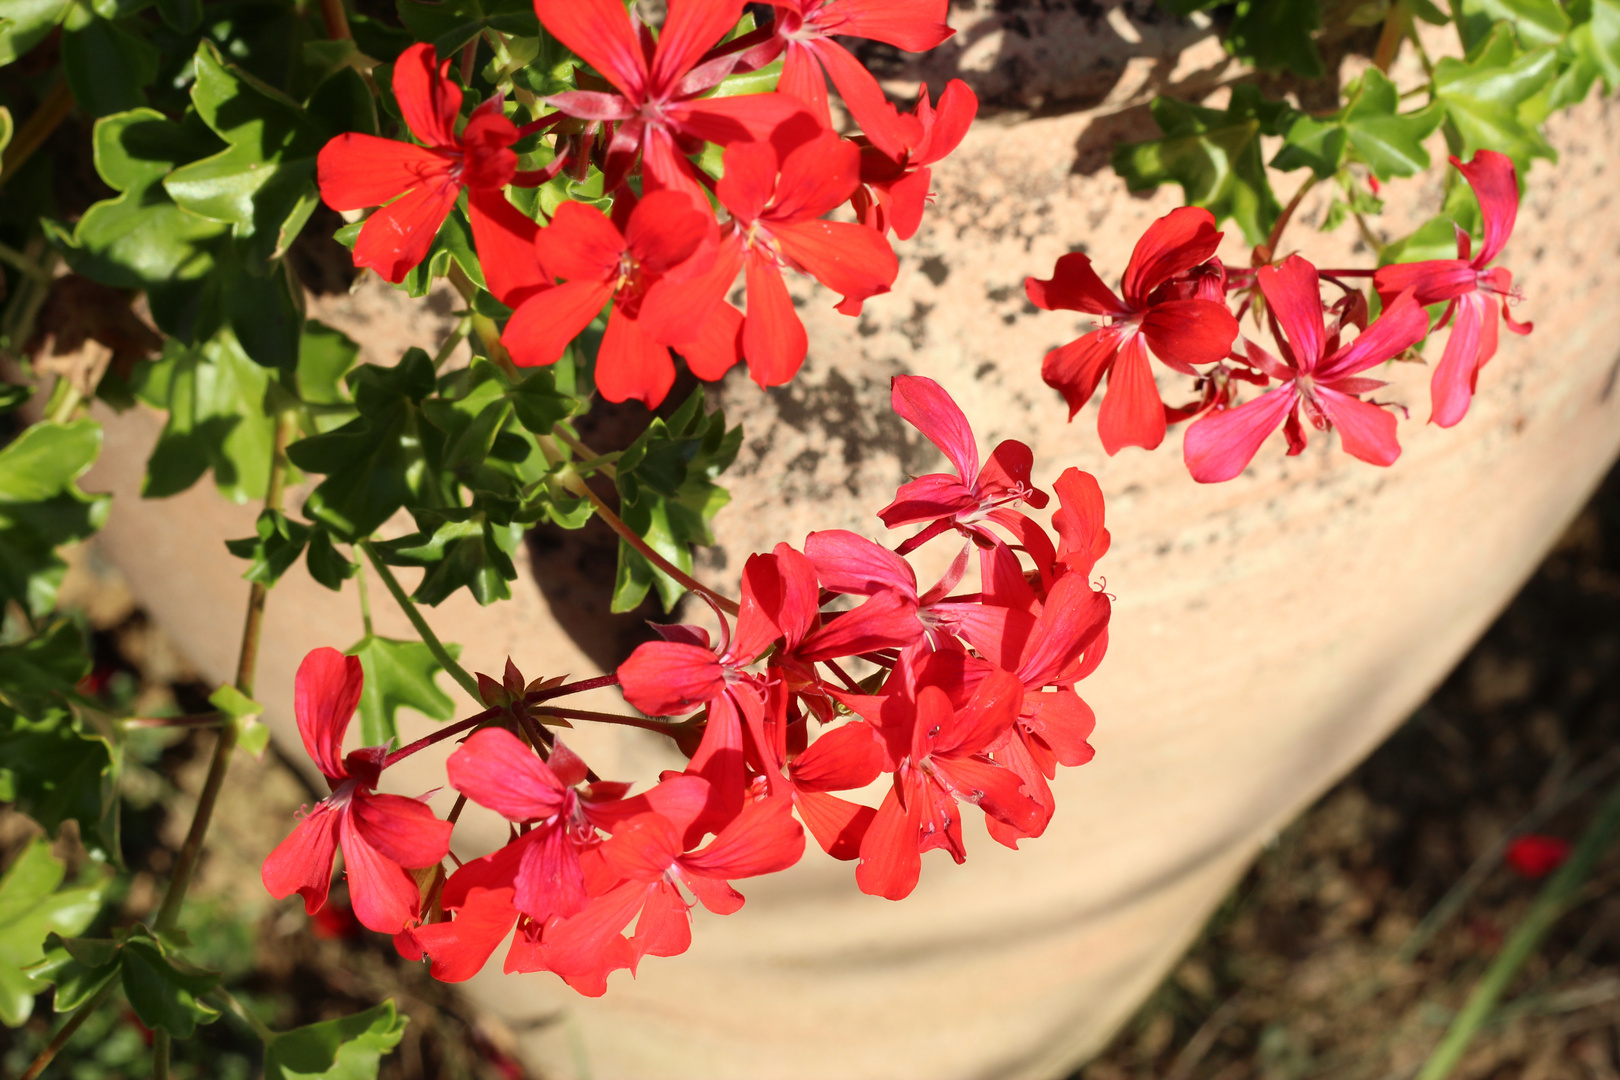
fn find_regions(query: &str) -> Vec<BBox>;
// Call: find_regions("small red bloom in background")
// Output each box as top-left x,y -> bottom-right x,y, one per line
1025,207 -> 1240,454
318,44 -> 523,284
1183,255 -> 1430,483
758,0 -> 954,157
310,899 -> 362,940
851,79 -> 977,241
692,122 -> 899,388
262,648 -> 453,935
1505,834 -> 1572,879
536,0 -> 802,197
500,191 -> 719,408
1373,150 -> 1532,429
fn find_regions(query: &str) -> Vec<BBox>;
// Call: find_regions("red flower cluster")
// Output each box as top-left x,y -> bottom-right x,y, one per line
1026,153 -> 1532,481
263,377 -> 1111,994
316,0 -> 978,408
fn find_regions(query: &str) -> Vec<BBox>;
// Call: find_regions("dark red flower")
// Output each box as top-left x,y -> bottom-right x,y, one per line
1025,207 -> 1240,453
1183,256 -> 1429,483
262,648 -> 453,935
1505,834 -> 1572,879
1373,150 -> 1532,428
318,44 -> 525,283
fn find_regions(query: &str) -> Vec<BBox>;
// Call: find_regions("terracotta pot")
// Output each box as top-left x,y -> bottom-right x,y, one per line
78,13 -> 1620,1079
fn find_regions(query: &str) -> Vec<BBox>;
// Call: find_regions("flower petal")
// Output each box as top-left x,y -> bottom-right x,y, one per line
792,790 -> 876,860
618,641 -> 725,716
1183,384 -> 1297,483
650,0 -> 743,95
1454,150 -> 1519,267
447,727 -> 570,822
353,179 -> 462,285
351,792 -> 453,868
1025,252 -> 1126,316
339,809 -> 426,934
789,720 -> 885,792
514,821 -> 589,922
466,187 -> 548,309
681,796 -> 805,880
1042,325 -> 1123,421
392,43 -> 460,149
1429,291 -> 1488,428
741,247 -> 810,387
537,200 -> 625,282
855,782 -> 922,900
261,801 -> 340,914
294,648 -> 363,781
770,218 -> 898,306
1319,290 -> 1429,380
1141,298 -> 1238,370
1097,334 -> 1167,453
534,0 -> 648,100
805,529 -> 916,597
1314,387 -> 1400,467
596,307 -> 677,408
317,134 -> 453,210
1120,206 -> 1223,308
502,279 -> 613,368
1256,254 -> 1326,370
890,373 -> 979,480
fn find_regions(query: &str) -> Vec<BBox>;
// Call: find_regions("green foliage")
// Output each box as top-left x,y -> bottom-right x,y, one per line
0,840 -> 105,1027
33,927 -> 220,1038
0,419 -> 110,616
372,508 -> 524,607
1113,84 -> 1298,245
0,0 -> 73,65
395,0 -> 536,56
347,635 -> 459,747
0,623 -> 121,860
1226,0 -> 1324,76
133,334 -> 280,503
262,1000 -> 407,1080
289,349 -> 437,540
60,1 -> 160,118
226,510 -> 311,585
208,684 -> 269,757
1273,68 -> 1444,180
1432,24 -> 1560,172
612,391 -> 742,613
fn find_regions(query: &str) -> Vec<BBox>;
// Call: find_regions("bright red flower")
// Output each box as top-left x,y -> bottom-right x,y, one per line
535,0 -> 802,197
1504,834 -> 1572,879
758,0 -> 953,159
262,648 -> 453,935
318,44 -> 526,284
688,123 -> 899,388
1183,256 -> 1430,483
1373,151 -> 1532,428
500,190 -> 720,407
855,666 -> 1044,899
1025,207 -> 1240,453
877,374 -> 1049,554
850,79 -> 977,240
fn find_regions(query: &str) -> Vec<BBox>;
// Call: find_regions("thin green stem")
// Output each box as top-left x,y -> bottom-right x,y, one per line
1415,772 -> 1620,1080
152,1031 -> 171,1080
554,425 -> 617,480
356,555 -> 375,637
20,981 -> 116,1080
1,80 -> 74,191
431,314 -> 471,370
359,542 -> 482,701
209,987 -> 275,1042
0,239 -> 49,281
122,713 -> 225,731
44,377 -> 84,425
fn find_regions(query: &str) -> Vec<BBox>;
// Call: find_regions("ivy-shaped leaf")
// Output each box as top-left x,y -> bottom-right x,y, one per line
1273,68 -> 1445,180
306,527 -> 360,590
1112,84 -> 1297,245
1460,0 -> 1571,48
60,0 -> 160,117
395,0 -> 536,56
298,319 -> 360,416
119,932 -> 220,1038
29,932 -> 121,1014
225,509 -> 312,585
0,419 -> 110,616
209,684 -> 270,758
0,0 -> 73,66
371,508 -> 523,607
288,349 -> 438,540
262,1000 -> 407,1080
347,635 -> 460,747
132,333 -> 280,503
612,390 -> 742,612
1225,0 -> 1323,77
1432,25 -> 1559,174
164,41 -> 377,267
0,840 -> 105,1027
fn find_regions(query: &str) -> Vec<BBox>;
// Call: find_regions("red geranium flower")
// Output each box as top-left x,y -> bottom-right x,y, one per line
262,648 -> 453,935
318,44 -> 531,283
1373,150 -> 1533,428
1025,207 -> 1240,453
1183,256 -> 1429,483
536,0 -> 802,197
500,190 -> 720,407
1505,834 -> 1572,879
851,79 -> 977,240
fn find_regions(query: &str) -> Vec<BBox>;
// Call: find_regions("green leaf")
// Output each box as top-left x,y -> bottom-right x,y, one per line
0,419 -> 110,616
306,527 -> 359,590
1273,68 -> 1444,180
1225,0 -> 1323,76
0,840 -> 104,1027
225,509 -> 311,585
507,367 -> 578,436
163,42 -> 354,267
1111,84 -> 1297,245
371,508 -> 521,607
400,203 -> 482,298
346,635 -> 458,748
263,1000 -> 407,1080
1432,25 -> 1560,174
1461,0 -> 1571,46
60,2 -> 159,117
612,390 -> 741,612
133,333 -> 278,503
119,934 -> 219,1037
30,933 -> 120,1013
395,0 -> 535,55
0,624 -> 120,859
0,106 -> 12,157
288,350 -> 437,540
298,320 -> 359,408
0,0 -> 72,65
211,683 -> 269,757
1567,0 -> 1620,92
153,0 -> 199,32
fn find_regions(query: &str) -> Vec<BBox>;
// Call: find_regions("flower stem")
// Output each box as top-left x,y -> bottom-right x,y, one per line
431,314 -> 472,370
1373,0 -> 1409,72
1415,771 -> 1620,1080
358,541 -> 484,702
20,981 -> 115,1080
1261,174 -> 1318,262
536,705 -> 682,736
383,709 -> 498,768
152,1031 -> 171,1080
0,80 -> 74,191
356,556 -> 375,637
122,713 -> 225,730
317,0 -> 351,40
527,672 -> 621,703
153,410 -> 296,935
554,424 -> 618,480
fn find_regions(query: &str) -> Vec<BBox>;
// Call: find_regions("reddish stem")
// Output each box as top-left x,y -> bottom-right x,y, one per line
384,709 -> 498,768
537,706 -> 682,737
527,672 -> 621,704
